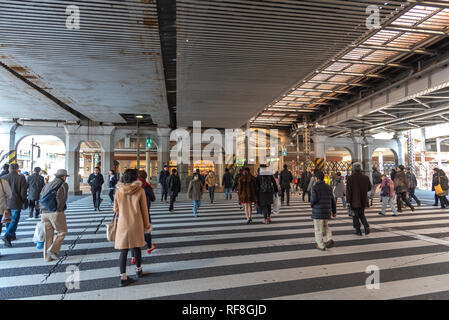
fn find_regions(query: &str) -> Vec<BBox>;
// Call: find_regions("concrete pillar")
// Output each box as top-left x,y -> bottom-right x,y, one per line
312,135 -> 327,171
217,151 -> 224,190
178,163 -> 189,193
351,136 -> 364,164
65,130 -> 81,195
0,122 -> 18,164
362,137 -> 375,179
145,149 -> 151,182
378,151 -> 384,174
157,127 -> 171,184
436,137 -> 442,167
396,132 -> 407,165
407,130 -> 416,174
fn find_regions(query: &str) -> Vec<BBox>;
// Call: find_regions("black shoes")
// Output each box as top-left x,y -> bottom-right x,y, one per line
378,212 -> 386,216
325,240 -> 335,248
365,228 -> 370,235
247,219 -> 252,224
136,269 -> 146,279
411,207 -> 415,212
2,237 -> 12,247
355,230 -> 362,236
119,277 -> 136,287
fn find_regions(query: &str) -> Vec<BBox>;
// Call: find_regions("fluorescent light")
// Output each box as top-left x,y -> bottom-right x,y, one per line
135,115 -> 144,119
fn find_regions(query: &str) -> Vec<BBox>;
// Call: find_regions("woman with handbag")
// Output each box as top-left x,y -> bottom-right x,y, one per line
113,169 -> 152,287
432,168 -> 449,209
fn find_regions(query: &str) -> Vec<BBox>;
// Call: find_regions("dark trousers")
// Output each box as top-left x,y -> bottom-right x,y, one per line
209,186 -> 215,203
108,189 -> 115,203
29,199 -> 40,217
438,195 -> 449,208
435,193 -> 439,205
408,188 -> 420,205
352,208 -> 369,231
161,185 -> 168,201
92,189 -> 102,209
281,186 -> 290,204
302,190 -> 310,202
169,194 -> 176,211
119,248 -> 141,274
397,192 -> 414,211
262,205 -> 272,220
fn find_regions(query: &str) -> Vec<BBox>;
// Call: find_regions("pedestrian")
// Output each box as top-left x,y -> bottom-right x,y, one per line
166,168 -> 181,212
394,165 -> 415,213
405,168 -> 421,207
370,166 -> 382,206
432,168 -> 449,209
222,168 -> 234,200
332,172 -> 346,208
108,170 -> 118,205
378,174 -> 398,216
311,171 -> 336,251
1,163 -> 28,247
390,168 -> 397,181
346,162 -> 372,236
0,177 -> 12,248
233,168 -> 244,210
41,170 -> 50,184
0,164 -> 9,178
205,171 -> 218,203
113,169 -> 151,287
158,165 -> 170,202
300,168 -> 312,202
279,164 -> 293,206
307,169 -> 319,195
238,167 -> 257,224
88,167 -> 104,211
39,169 -> 69,261
27,167 -> 45,219
256,164 -> 278,224
323,171 -> 331,186
188,172 -> 203,217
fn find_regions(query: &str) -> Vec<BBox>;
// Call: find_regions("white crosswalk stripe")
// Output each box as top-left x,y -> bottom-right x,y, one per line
1,193 -> 448,300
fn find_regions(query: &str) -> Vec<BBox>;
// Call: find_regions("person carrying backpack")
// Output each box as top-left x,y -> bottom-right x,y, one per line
39,169 -> 69,262
256,165 -> 278,224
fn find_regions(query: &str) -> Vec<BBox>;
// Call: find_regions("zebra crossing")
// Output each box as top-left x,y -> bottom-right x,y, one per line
1,193 -> 449,300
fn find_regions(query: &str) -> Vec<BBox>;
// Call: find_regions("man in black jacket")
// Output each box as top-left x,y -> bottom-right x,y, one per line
279,164 -> 293,206
300,167 -> 312,202
27,167 -> 45,218
167,169 -> 181,212
311,171 -> 336,251
256,165 -> 279,224
159,165 -> 170,202
88,167 -> 104,211
222,168 -> 234,200
394,165 -> 414,213
2,163 -> 28,247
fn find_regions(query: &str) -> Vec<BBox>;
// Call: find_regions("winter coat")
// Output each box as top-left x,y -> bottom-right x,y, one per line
88,173 -> 104,192
108,175 -> 118,190
233,173 -> 242,191
27,173 -> 45,201
256,174 -> 278,207
372,170 -> 382,185
238,174 -> 257,203
311,181 -> 336,220
394,171 -> 409,193
188,178 -> 203,201
40,177 -> 68,213
222,172 -> 234,188
167,174 -> 181,197
300,172 -> 312,191
380,178 -> 395,198
279,169 -> 293,188
159,170 -> 170,186
332,176 -> 345,198
346,172 -> 371,209
205,174 -> 218,187
406,172 -> 417,190
138,178 -> 155,209
0,178 -> 12,211
113,181 -> 151,250
433,170 -> 449,195
2,171 -> 27,210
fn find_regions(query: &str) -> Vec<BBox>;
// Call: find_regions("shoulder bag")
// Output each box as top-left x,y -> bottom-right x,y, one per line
106,212 -> 118,242
435,177 -> 444,196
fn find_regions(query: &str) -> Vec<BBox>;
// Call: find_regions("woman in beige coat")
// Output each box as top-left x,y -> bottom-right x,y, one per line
114,169 -> 151,287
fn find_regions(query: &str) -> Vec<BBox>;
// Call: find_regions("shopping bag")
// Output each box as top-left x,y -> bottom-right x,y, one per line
32,221 -> 45,243
106,213 -> 118,242
273,194 -> 281,214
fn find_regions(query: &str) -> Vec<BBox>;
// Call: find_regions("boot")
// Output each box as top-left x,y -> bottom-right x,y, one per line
34,209 -> 40,219
29,207 -> 34,218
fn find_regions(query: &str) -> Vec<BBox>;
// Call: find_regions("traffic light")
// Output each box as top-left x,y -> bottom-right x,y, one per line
146,137 -> 152,149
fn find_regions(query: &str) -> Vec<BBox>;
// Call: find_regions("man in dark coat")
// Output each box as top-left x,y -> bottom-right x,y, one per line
222,168 -> 234,200
167,169 -> 181,212
26,167 -> 45,218
394,165 -> 415,213
346,162 -> 372,236
405,168 -> 421,207
256,165 -> 278,224
159,165 -> 170,202
300,167 -> 312,202
311,171 -> 336,251
2,163 -> 28,247
87,167 -> 104,211
369,166 -> 382,206
279,164 -> 293,206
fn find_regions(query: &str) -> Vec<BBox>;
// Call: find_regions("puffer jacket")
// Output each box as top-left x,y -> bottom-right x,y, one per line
311,181 -> 336,220
332,176 -> 345,198
222,172 -> 234,188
